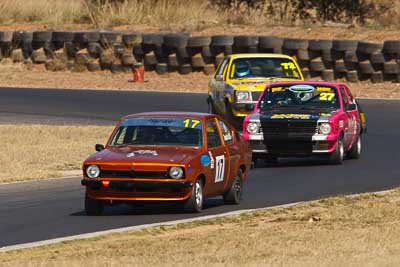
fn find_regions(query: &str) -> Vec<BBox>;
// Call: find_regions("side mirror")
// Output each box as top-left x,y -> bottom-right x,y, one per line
215,75 -> 224,81
95,144 -> 105,152
348,103 -> 357,111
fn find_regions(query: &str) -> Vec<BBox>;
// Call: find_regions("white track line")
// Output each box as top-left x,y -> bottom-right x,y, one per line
0,188 -> 395,253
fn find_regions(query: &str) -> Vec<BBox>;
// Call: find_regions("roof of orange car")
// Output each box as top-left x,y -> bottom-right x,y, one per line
123,112 -> 214,120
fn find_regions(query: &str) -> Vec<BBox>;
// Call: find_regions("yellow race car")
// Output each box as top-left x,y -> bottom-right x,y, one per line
208,53 -> 304,127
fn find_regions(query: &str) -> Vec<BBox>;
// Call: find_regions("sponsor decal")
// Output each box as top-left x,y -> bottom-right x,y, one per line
200,155 -> 211,167
214,155 -> 225,183
339,120 -> 344,128
188,164 -> 193,174
288,84 -> 315,93
271,113 -> 311,119
126,150 -> 158,158
208,151 -> 215,169
316,86 -> 333,92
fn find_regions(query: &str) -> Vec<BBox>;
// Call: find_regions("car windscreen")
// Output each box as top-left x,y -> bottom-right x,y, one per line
109,117 -> 203,147
259,84 -> 340,110
230,57 -> 302,79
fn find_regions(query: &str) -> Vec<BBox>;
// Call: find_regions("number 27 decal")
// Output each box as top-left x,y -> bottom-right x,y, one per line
214,155 -> 225,183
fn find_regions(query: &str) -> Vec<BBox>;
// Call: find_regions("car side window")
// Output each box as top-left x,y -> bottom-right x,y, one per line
340,87 -> 349,111
218,120 -> 233,145
215,58 -> 228,78
344,86 -> 355,103
206,119 -> 222,148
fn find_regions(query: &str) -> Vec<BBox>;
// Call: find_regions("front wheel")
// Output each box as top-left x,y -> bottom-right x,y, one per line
223,171 -> 243,205
85,193 -> 104,216
184,179 -> 203,213
347,136 -> 361,159
329,138 -> 344,165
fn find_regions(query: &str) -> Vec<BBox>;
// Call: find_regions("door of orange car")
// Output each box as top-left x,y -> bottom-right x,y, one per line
218,119 -> 241,191
205,118 -> 229,196
340,86 -> 357,149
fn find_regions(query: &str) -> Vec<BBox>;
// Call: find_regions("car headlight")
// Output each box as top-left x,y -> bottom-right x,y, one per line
86,165 -> 100,178
319,123 -> 331,135
236,91 -> 250,101
247,122 -> 260,134
169,167 -> 184,179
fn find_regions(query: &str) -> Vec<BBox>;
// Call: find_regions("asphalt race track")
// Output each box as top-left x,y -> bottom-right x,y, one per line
1,87 -> 400,247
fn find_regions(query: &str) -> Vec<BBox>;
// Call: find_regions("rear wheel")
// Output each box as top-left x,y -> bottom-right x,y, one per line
223,171 -> 243,205
329,138 -> 344,164
184,178 -> 203,213
85,193 -> 104,216
347,136 -> 361,159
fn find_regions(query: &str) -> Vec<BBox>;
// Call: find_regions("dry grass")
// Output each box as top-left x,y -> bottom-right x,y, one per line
2,190 -> 400,266
0,0 -> 398,31
0,124 -> 112,183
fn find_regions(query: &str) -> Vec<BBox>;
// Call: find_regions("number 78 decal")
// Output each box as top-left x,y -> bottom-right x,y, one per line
214,155 -> 225,183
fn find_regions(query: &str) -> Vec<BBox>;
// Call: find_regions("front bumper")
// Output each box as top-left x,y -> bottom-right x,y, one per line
82,179 -> 193,201
249,135 -> 337,156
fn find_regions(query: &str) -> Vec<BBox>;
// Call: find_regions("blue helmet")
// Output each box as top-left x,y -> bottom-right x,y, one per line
235,62 -> 251,78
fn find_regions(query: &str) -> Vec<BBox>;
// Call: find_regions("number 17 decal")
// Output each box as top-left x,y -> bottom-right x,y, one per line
214,155 -> 225,183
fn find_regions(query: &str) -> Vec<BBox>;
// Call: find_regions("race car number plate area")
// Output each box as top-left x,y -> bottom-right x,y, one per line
214,155 -> 225,183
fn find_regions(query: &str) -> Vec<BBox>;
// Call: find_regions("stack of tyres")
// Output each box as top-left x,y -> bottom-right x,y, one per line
382,40 -> 400,82
308,39 -> 334,81
282,38 -> 311,78
332,39 -> 359,82
356,41 -> 384,82
187,36 -> 212,75
210,35 -> 234,67
163,33 -> 190,74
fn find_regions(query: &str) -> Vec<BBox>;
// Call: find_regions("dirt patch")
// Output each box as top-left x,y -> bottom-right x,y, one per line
2,190 -> 400,266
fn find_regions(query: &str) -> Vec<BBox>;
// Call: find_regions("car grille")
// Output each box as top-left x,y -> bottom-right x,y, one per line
100,170 -> 169,179
251,91 -> 262,101
261,120 -> 317,135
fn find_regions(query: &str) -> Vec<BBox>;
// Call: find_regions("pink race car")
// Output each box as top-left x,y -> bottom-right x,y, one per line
242,81 -> 366,165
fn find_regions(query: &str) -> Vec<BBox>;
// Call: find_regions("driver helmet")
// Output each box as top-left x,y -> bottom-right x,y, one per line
235,61 -> 251,78
298,92 -> 313,102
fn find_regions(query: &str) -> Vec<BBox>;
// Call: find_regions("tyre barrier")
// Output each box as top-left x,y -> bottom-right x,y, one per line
1,31 -> 399,82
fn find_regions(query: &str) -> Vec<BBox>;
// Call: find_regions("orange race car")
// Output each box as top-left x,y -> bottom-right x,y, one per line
81,112 -> 252,215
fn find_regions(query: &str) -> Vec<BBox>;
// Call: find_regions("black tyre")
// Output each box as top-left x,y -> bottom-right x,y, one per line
178,64 -> 192,74
52,31 -> 74,43
332,40 -> 358,51
100,32 -> 122,44
357,41 -> 382,55
155,63 -> 168,74
347,136 -> 361,159
85,193 -> 104,216
308,39 -> 332,51
223,171 -> 243,205
187,36 -> 211,48
383,61 -> 399,74
359,60 -> 374,74
370,52 -> 385,64
184,179 -> 203,213
329,138 -> 345,164
322,69 -> 334,81
33,31 -> 52,42
383,40 -> 400,54
309,58 -> 325,72
283,38 -> 308,50
211,35 -> 234,47
164,33 -> 189,48
234,35 -> 259,47
371,71 -> 384,83
123,33 -> 142,47
0,31 -> 13,42
346,70 -> 359,82
142,33 -> 164,46
258,36 -> 283,49
83,32 -> 100,43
